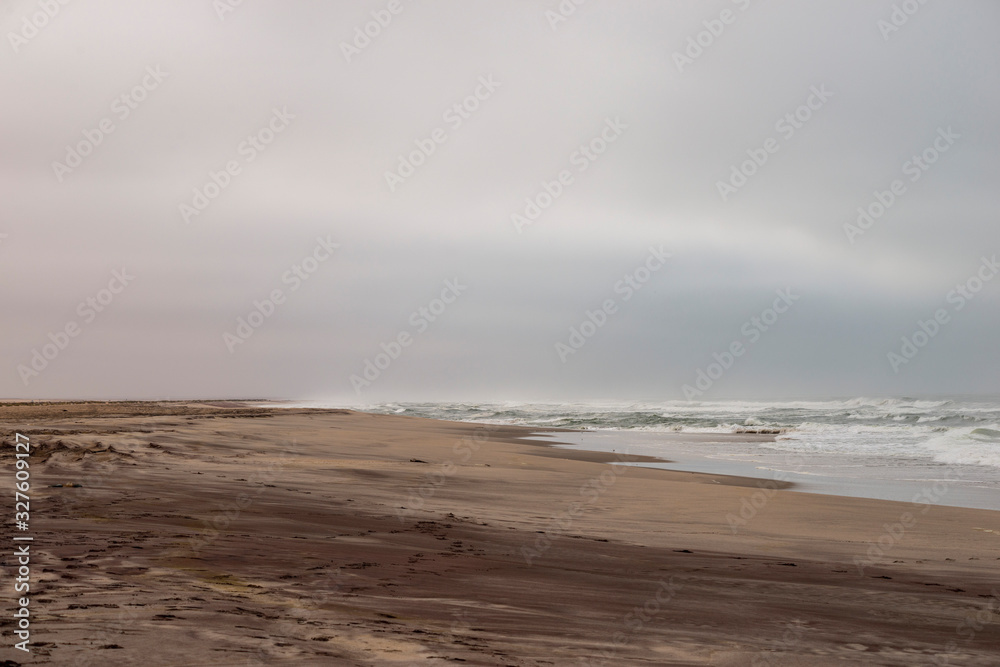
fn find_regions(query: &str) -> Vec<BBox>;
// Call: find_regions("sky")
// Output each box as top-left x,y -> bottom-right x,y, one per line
2,0 -> 998,403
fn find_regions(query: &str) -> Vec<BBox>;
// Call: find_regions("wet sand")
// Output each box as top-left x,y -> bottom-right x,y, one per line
1,402 -> 999,665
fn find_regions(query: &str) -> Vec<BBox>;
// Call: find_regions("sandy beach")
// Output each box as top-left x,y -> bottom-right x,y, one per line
2,402 -> 999,666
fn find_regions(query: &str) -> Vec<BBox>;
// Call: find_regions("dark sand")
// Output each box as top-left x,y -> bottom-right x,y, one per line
1,402 -> 999,665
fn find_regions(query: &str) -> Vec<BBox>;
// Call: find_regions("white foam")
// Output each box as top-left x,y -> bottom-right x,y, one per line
923,425 -> 1000,468
285,397 -> 1000,475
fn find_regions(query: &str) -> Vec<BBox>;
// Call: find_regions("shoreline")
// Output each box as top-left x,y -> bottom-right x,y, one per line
528,428 -> 1000,512
2,402 -> 999,665
519,429 -> 800,492
268,403 -> 1000,512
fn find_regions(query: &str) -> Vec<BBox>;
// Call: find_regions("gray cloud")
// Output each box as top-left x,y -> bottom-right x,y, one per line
2,0 -> 998,401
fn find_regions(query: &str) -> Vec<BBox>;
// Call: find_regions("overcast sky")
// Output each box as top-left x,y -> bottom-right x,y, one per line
3,0 -> 998,403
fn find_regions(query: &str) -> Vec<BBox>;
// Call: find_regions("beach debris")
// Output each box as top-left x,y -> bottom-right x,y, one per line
48,483 -> 83,488
409,458 -> 427,463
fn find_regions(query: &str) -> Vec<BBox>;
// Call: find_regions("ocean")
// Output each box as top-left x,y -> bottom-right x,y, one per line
279,397 -> 1000,510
